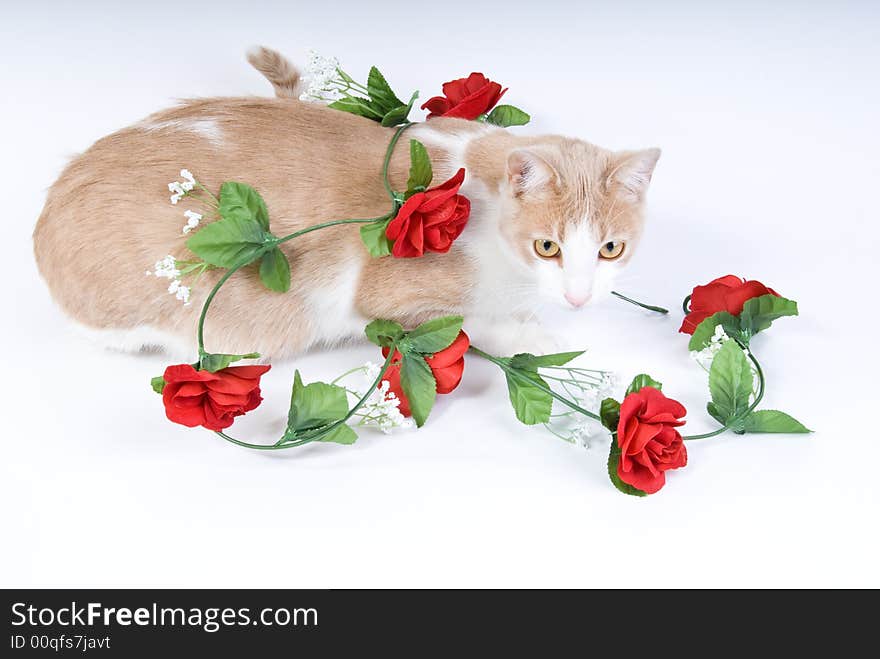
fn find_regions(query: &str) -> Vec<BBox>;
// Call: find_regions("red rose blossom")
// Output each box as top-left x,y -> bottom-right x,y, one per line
161,363 -> 270,431
616,387 -> 687,494
381,331 -> 470,417
421,73 -> 507,120
680,274 -> 780,335
385,168 -> 470,258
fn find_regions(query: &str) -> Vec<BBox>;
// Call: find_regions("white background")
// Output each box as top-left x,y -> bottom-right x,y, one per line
2,0 -> 878,588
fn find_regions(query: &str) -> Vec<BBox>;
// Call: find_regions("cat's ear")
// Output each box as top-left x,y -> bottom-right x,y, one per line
507,149 -> 558,197
606,148 -> 661,202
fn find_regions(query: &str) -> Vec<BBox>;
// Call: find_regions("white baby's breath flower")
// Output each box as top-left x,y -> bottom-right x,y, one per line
580,386 -> 599,409
599,372 -> 620,399
179,169 -> 196,191
148,254 -> 192,305
168,181 -> 185,204
168,169 -> 198,202
299,50 -> 343,103
345,364 -> 414,434
175,285 -> 191,305
363,361 -> 381,382
182,210 -> 202,234
570,421 -> 598,449
690,325 -> 731,369
150,255 -> 180,279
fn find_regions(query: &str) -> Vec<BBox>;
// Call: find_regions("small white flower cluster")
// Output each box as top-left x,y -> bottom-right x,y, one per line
545,369 -> 619,449
182,210 -> 202,234
168,169 -> 196,204
356,362 -> 413,434
578,371 -> 620,409
690,325 -> 731,370
299,50 -> 343,103
569,420 -> 602,449
145,255 -> 191,305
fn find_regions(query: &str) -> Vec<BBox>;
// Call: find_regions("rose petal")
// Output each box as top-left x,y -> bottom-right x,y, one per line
163,364 -> 218,384
723,280 -> 776,315
432,358 -> 465,394
427,332 -> 470,369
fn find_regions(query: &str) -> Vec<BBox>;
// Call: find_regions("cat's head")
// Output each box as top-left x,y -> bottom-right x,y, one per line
497,139 -> 660,310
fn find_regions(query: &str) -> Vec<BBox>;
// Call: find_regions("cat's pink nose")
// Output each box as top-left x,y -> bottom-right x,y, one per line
565,292 -> 591,308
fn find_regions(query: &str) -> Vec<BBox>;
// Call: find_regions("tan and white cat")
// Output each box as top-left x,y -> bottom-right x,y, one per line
33,47 -> 660,359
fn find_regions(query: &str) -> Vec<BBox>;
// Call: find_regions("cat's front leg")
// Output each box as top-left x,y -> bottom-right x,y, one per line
464,316 -> 560,357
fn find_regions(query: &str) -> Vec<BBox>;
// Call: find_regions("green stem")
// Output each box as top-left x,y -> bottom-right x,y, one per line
383,122 -> 412,200
683,342 -> 765,441
197,214 -> 391,357
196,262 -> 246,356
267,122 -> 411,248
284,341 -> 398,443
469,345 -> 601,421
611,291 -> 669,314
331,365 -> 367,386
195,124 -> 416,449
212,341 -> 399,451
682,294 -> 692,314
194,182 -> 220,207
275,216 -> 388,246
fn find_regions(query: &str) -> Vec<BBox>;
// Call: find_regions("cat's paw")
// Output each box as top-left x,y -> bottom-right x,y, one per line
472,321 -> 560,357
511,323 -> 561,356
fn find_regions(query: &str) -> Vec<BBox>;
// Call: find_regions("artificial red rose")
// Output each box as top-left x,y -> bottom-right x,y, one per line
161,363 -> 270,431
616,386 -> 687,494
380,331 -> 470,417
385,168 -> 470,258
421,73 -> 507,120
680,274 -> 780,335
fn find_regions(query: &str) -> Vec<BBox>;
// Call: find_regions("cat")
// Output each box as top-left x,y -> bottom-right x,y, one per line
32,46 -> 660,360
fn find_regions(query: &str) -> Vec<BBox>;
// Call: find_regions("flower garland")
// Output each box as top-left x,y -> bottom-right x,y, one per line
149,57 -> 810,496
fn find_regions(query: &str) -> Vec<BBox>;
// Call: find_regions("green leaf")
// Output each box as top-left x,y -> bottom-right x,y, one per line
404,315 -> 463,354
485,104 -> 531,128
219,181 -> 270,231
186,215 -> 269,268
379,92 -> 419,128
328,96 -> 384,120
150,376 -> 166,394
319,424 -> 359,445
706,401 -> 728,426
708,341 -> 753,424
364,319 -> 405,348
381,105 -> 409,127
199,351 -> 260,372
599,397 -> 621,432
688,312 -> 741,351
406,139 -> 433,193
258,247 -> 291,293
400,355 -> 437,427
379,91 -> 418,127
740,294 -> 799,338
505,369 -> 553,425
287,370 -> 351,433
742,410 -> 811,434
367,66 -> 404,112
359,219 -> 393,258
625,374 -> 663,397
508,351 -> 585,371
607,438 -> 647,497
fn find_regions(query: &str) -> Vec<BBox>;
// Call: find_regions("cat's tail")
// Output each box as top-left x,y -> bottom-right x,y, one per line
246,46 -> 303,98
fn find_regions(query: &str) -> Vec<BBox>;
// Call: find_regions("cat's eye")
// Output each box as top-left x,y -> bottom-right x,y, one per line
534,239 -> 561,258
599,241 -> 625,260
